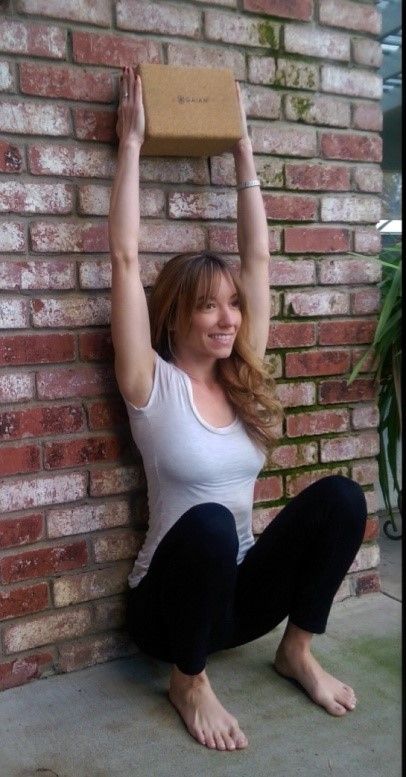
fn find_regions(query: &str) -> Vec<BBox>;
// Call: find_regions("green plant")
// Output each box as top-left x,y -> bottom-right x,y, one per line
347,239 -> 402,539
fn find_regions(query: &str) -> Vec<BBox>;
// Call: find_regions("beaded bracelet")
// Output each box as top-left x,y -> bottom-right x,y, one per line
236,179 -> 261,191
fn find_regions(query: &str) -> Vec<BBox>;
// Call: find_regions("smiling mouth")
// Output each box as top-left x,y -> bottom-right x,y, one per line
208,334 -> 234,342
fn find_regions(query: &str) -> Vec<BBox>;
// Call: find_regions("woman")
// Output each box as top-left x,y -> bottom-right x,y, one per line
108,66 -> 367,752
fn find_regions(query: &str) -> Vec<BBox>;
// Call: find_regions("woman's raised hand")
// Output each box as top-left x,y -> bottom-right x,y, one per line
116,66 -> 145,147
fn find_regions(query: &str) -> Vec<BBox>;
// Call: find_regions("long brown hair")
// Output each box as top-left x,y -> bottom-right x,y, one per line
148,251 -> 282,451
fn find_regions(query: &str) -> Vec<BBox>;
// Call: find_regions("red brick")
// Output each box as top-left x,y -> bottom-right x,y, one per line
140,223 -> 206,253
0,20 -> 66,58
284,23 -> 349,60
252,506 -> 281,534
352,38 -> 382,69
0,373 -> 35,404
352,458 -> 379,486
318,378 -> 376,404
0,651 -> 53,691
285,162 -> 350,191
267,441 -> 317,468
286,349 -> 351,377
254,475 -> 283,502
354,227 -> 381,254
14,0 -> 111,26
243,0 -> 313,21
362,516 -> 380,542
242,83 -> 281,120
318,257 -> 380,285
0,222 -> 25,252
321,194 -> 381,223
36,365 -> 116,400
270,258 -> 315,286
284,94 -> 350,127
321,132 -> 382,162
167,41 -> 245,80
0,513 -> 44,549
263,194 -> 318,221
87,398 -> 127,430
287,408 -> 349,437
319,0 -> 381,34
321,65 -> 382,100
89,465 -> 143,496
319,319 -> 376,345
285,289 -> 349,317
117,0 -> 200,37
353,570 -> 380,595
20,62 -> 116,103
30,221 -> 109,253
251,125 -> 317,156
169,191 -> 235,220
275,382 -> 316,408
79,331 -> 113,361
0,100 -> 70,136
140,158 -> 210,185
351,288 -> 380,315
58,633 -> 134,673
320,430 -> 379,462
31,294 -> 110,328
0,443 -> 41,475
354,166 -> 383,194
92,528 -> 144,563
0,181 -> 73,214
43,435 -> 124,470
208,224 -> 279,254
0,404 -> 85,441
0,472 -> 87,513
284,227 -> 350,253
351,405 -> 379,430
1,259 -> 76,291
72,31 -> 160,67
248,56 -> 276,85
0,582 -> 48,619
0,60 -> 16,91
275,58 -> 319,90
28,145 -> 115,177
205,9 -> 281,47
73,108 -> 116,142
268,321 -> 316,348
351,347 -> 377,373
3,605 -> 92,653
352,103 -> 383,132
47,500 -> 131,538
0,141 -> 23,173
0,334 -> 75,367
0,297 -> 29,327
0,540 -> 88,583
286,467 -> 348,496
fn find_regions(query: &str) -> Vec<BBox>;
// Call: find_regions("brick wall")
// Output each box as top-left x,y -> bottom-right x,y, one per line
0,0 -> 383,691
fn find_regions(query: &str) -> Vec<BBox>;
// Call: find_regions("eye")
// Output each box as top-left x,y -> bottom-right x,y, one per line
231,299 -> 240,307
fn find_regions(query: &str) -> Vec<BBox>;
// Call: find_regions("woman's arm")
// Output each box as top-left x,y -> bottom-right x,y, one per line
233,82 -> 271,359
108,67 -> 155,406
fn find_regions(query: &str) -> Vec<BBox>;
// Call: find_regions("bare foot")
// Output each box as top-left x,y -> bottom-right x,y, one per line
168,665 -> 248,751
274,644 -> 357,717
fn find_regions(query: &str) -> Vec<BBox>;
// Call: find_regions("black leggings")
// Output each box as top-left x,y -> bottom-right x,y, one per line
125,475 -> 367,675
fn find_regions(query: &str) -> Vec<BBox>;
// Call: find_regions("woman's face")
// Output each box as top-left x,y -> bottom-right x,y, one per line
174,273 -> 242,361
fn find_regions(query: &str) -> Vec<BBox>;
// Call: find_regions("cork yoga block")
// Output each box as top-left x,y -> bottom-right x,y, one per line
136,63 -> 242,157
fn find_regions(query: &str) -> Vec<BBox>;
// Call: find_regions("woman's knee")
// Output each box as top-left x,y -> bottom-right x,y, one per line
177,502 -> 239,562
318,475 -> 367,535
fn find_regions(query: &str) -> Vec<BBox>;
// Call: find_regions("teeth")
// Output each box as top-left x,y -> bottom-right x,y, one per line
210,335 -> 232,340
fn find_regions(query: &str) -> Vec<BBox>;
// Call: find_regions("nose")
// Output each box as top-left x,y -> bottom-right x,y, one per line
218,305 -> 238,327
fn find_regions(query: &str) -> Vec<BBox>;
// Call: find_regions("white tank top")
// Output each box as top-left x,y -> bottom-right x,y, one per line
123,352 -> 266,588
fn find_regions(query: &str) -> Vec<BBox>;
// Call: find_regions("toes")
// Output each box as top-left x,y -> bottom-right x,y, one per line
204,732 -> 217,749
213,732 -> 227,751
330,702 -> 347,716
222,732 -> 236,751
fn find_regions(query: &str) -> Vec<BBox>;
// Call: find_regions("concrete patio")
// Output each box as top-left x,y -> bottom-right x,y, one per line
0,517 -> 401,777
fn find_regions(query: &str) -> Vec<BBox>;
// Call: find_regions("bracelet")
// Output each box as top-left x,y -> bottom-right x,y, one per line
236,179 -> 261,191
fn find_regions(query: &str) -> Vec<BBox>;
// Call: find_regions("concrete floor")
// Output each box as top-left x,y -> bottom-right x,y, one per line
0,520 -> 402,777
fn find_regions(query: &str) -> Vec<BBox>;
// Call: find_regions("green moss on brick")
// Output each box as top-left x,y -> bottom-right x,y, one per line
257,21 -> 279,50
291,95 -> 313,121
